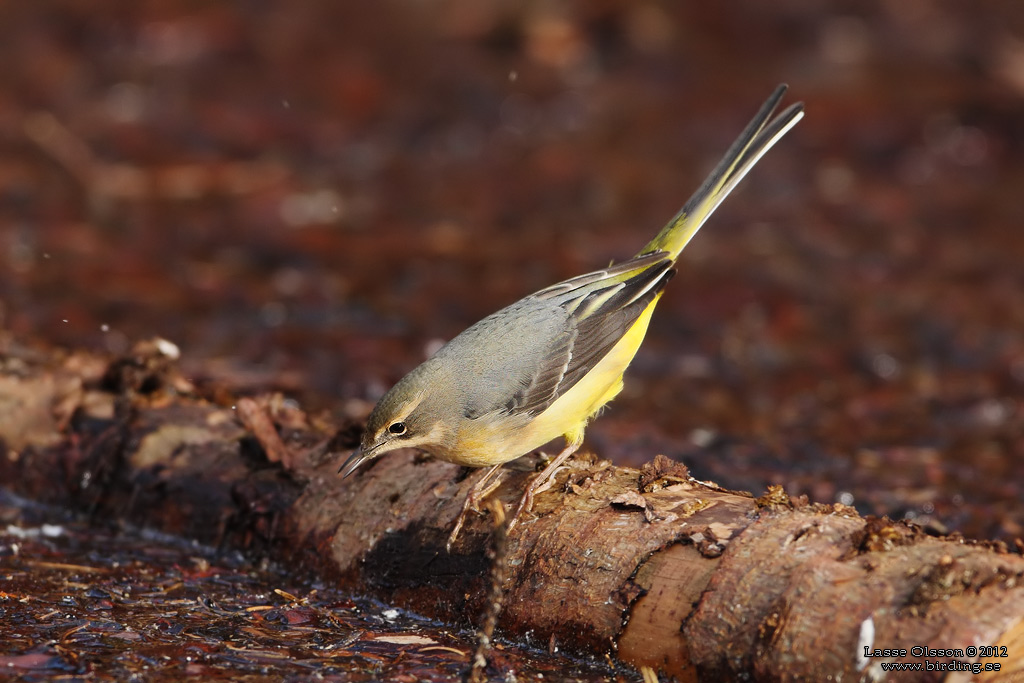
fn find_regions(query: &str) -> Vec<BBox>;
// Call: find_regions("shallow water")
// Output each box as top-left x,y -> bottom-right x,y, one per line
0,493 -> 638,682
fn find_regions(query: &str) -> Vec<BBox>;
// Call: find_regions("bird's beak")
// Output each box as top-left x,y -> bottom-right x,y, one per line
338,444 -> 373,478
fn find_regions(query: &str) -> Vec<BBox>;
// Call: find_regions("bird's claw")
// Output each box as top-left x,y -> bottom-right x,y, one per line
447,468 -> 505,552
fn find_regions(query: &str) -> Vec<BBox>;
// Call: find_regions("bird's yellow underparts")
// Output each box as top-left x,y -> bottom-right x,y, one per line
340,84 -> 804,545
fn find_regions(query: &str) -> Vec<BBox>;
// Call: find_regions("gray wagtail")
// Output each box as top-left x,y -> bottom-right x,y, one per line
341,85 -> 804,548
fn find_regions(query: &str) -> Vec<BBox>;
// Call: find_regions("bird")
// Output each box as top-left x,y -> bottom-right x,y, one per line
340,85 -> 804,549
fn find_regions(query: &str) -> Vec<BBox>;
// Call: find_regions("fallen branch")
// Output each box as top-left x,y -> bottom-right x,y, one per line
1,338 -> 1022,681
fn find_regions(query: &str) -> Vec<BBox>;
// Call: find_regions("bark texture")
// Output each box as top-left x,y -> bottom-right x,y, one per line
1,340 -> 1022,681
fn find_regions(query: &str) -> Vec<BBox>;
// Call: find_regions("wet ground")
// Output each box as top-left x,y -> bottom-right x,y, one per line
0,491 -> 636,681
2,1 -> 1024,678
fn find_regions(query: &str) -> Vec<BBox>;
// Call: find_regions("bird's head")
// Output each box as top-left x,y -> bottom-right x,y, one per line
338,360 -> 452,477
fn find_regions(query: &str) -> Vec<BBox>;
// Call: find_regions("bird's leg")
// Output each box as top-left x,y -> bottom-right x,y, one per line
447,463 -> 505,552
507,440 -> 580,533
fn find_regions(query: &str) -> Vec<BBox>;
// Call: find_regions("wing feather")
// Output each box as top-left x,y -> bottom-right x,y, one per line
501,254 -> 674,417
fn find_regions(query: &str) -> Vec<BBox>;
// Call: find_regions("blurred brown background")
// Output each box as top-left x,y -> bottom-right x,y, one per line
2,1 -> 1024,541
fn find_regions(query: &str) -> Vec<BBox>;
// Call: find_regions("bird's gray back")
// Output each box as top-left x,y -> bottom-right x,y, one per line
432,252 -> 672,423
434,297 -> 570,420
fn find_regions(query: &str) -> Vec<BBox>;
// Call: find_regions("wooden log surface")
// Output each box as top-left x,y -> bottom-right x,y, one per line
1,339 -> 1023,681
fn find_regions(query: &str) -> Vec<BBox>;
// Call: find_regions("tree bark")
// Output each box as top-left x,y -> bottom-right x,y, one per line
1,339 -> 1022,681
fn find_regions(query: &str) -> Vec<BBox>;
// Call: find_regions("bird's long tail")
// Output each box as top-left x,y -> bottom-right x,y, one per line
639,84 -> 804,260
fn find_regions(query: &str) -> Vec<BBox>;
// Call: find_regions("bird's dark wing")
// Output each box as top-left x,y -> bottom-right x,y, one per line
499,251 -> 674,417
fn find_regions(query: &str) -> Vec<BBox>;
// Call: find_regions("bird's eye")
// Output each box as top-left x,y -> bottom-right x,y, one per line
388,422 -> 407,436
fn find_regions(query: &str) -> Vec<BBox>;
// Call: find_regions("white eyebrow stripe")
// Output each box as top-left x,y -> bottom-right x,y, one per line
391,390 -> 426,424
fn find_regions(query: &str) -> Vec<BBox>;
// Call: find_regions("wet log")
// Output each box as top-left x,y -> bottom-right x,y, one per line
1,339 -> 1022,681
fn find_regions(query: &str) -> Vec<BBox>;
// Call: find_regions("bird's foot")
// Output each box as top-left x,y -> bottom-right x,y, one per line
447,465 -> 505,552
506,442 -> 580,534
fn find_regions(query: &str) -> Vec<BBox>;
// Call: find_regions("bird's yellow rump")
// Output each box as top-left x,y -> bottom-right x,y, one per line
341,85 -> 804,547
